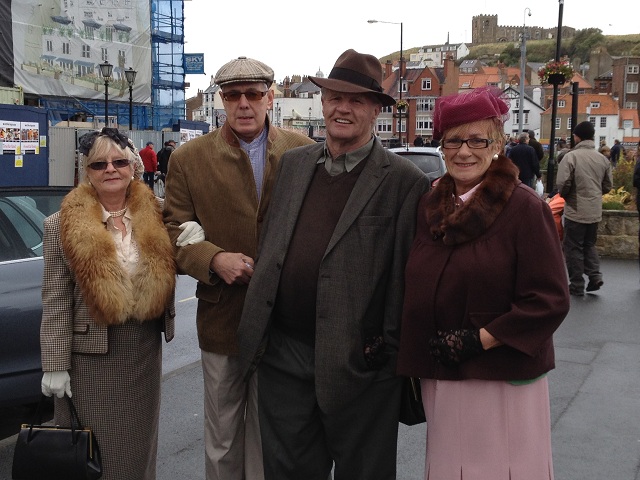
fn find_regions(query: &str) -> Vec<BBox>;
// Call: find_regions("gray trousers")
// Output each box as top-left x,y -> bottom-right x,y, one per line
563,218 -> 602,290
257,327 -> 402,480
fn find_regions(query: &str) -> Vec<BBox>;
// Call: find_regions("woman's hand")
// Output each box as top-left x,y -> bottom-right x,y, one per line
428,329 -> 484,367
41,371 -> 72,398
176,221 -> 205,246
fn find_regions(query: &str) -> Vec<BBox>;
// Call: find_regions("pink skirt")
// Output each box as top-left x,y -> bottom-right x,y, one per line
421,377 -> 554,480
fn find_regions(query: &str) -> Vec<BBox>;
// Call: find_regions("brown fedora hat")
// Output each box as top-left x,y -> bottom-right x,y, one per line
309,49 -> 396,107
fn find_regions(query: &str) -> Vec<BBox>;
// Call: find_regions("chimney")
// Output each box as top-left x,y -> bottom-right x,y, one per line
385,60 -> 393,80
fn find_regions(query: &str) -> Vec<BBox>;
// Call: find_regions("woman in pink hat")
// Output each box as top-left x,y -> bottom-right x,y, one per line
397,87 -> 570,479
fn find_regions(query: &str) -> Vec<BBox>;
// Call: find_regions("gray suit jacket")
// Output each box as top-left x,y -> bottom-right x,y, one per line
237,139 -> 429,413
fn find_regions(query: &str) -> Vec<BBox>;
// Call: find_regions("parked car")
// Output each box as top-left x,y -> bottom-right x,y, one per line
0,186 -> 71,407
389,146 -> 447,185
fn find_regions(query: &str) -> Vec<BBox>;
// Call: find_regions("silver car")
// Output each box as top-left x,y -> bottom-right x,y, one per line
389,146 -> 447,185
0,187 -> 70,407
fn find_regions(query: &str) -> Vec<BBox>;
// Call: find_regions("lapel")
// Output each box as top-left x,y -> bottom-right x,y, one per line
325,141 -> 389,255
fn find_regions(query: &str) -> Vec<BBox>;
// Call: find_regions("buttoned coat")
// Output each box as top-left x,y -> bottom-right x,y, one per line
163,121 -> 314,355
237,139 -> 429,413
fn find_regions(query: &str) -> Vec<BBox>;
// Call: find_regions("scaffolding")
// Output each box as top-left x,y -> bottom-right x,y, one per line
151,0 -> 186,130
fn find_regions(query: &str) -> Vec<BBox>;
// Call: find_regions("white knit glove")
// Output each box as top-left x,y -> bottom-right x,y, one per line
176,221 -> 205,246
41,371 -> 72,398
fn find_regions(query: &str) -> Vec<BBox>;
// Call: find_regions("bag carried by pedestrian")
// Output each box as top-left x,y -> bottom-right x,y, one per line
12,395 -> 102,480
399,377 -> 426,426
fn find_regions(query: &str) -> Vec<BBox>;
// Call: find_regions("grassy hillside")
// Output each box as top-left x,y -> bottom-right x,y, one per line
380,34 -> 640,68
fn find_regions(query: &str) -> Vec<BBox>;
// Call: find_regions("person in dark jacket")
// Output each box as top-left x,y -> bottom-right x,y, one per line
507,132 -> 541,188
610,139 -> 624,167
156,140 -> 176,181
527,129 -> 544,162
398,87 -> 570,480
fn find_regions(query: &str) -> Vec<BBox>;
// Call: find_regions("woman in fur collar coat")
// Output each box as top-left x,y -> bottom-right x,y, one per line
397,88 -> 570,480
39,128 -> 189,479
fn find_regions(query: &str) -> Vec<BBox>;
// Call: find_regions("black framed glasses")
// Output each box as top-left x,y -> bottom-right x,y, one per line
442,138 -> 494,149
88,159 -> 131,170
221,90 -> 268,102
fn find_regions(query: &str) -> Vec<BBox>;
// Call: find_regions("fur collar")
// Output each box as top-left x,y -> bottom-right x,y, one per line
60,181 -> 176,326
425,156 -> 520,245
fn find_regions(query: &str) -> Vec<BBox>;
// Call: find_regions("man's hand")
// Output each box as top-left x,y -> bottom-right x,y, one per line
210,252 -> 254,285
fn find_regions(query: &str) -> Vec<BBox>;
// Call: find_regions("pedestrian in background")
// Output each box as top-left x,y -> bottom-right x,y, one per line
157,139 -> 176,182
40,128 -> 180,480
237,49 -> 429,480
527,129 -> 545,162
413,135 -> 425,146
162,56 -> 314,480
556,121 -> 612,296
507,132 -> 540,188
140,141 -> 158,190
610,139 -> 624,168
397,87 -> 570,480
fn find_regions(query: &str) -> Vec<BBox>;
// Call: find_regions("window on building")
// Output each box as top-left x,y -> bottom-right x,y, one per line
599,136 -> 606,146
400,118 -> 406,133
421,78 -> 432,90
46,40 -> 53,52
623,120 -> 633,129
626,65 -> 639,74
625,101 -> 638,109
600,117 -> 607,128
558,100 -> 565,108
524,112 -> 529,125
105,26 -> 113,42
626,82 -> 639,94
377,119 -> 392,133
555,117 -> 561,129
415,115 -> 433,130
567,117 -> 572,130
82,45 -> 90,58
101,48 -> 108,62
589,117 -> 596,126
118,50 -> 126,65
590,102 -> 600,109
62,42 -> 70,55
399,80 -> 407,93
84,26 -> 95,40
416,98 -> 435,112
598,82 -> 608,89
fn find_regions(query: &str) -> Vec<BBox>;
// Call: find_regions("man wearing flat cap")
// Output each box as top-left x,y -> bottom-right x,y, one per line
237,49 -> 429,479
163,56 -> 313,480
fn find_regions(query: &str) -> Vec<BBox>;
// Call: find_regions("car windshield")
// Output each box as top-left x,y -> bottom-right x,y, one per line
0,190 -> 68,261
398,152 -> 443,175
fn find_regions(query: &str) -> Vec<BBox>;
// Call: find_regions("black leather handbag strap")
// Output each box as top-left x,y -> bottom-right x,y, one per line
26,395 -> 84,444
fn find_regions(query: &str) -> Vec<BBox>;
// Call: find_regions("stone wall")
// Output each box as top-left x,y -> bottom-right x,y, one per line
597,210 -> 639,259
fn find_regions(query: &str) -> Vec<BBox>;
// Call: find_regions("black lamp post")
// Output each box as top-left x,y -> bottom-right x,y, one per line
368,19 -> 403,146
308,107 -> 313,137
99,61 -> 113,127
519,8 -> 532,135
124,67 -> 137,131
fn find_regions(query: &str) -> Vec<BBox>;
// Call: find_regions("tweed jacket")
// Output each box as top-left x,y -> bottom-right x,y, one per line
556,140 -> 612,224
41,181 -> 176,372
397,157 -> 570,381
237,139 -> 429,413
163,120 -> 314,355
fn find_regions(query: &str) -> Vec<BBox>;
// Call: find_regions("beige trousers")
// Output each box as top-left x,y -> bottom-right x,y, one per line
201,350 -> 264,480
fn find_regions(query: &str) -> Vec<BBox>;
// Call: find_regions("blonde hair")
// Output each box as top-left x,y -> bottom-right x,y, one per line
442,118 -> 505,151
82,135 -> 142,180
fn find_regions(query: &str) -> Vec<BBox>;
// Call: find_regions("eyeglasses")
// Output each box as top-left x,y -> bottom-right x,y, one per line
221,90 -> 268,102
442,138 -> 494,149
88,159 -> 131,170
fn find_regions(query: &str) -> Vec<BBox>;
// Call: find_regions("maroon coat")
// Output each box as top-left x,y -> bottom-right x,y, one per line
397,156 -> 570,381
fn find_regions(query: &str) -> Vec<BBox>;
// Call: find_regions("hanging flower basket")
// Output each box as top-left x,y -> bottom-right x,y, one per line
538,59 -> 574,85
396,100 -> 408,111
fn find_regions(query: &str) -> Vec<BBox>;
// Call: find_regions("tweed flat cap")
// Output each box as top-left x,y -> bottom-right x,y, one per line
214,56 -> 274,87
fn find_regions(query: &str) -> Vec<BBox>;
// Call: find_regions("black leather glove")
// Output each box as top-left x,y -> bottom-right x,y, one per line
428,329 -> 484,367
364,335 -> 389,370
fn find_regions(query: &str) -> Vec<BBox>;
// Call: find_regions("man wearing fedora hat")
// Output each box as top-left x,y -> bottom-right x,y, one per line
237,49 -> 429,479
163,56 -> 313,480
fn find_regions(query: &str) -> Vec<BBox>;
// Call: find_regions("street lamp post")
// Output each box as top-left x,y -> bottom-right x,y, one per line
124,67 -> 137,131
308,107 -> 313,137
519,8 -> 532,135
368,19 -> 403,146
99,61 -> 113,127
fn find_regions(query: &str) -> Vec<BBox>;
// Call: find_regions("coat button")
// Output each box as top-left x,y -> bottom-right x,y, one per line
257,215 -> 264,223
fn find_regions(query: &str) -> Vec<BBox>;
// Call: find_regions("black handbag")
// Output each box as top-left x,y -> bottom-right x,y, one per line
399,377 -> 426,426
12,395 -> 102,480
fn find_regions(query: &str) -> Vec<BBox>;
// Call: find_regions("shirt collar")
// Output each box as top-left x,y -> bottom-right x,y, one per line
318,136 -> 375,172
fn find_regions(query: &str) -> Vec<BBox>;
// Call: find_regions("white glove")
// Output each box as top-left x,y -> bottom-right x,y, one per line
176,221 -> 205,247
41,371 -> 72,398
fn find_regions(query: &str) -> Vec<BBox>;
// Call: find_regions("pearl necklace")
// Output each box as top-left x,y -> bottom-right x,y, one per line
108,206 -> 127,218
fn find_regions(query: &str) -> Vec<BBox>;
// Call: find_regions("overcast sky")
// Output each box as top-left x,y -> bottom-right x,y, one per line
183,0 -> 636,97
